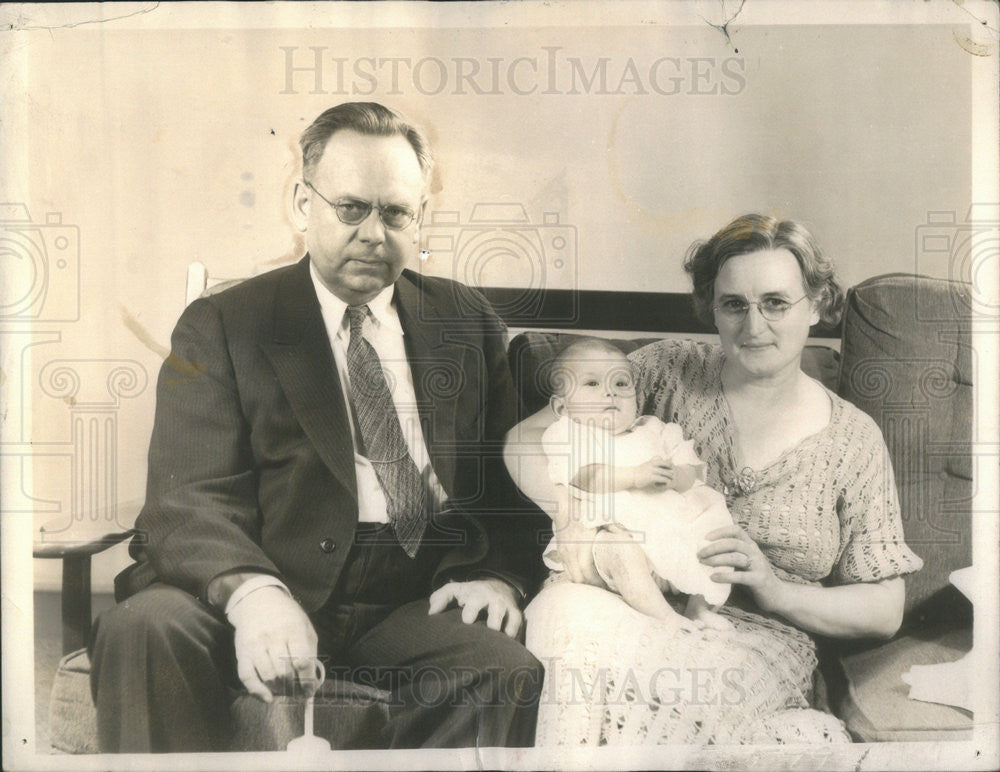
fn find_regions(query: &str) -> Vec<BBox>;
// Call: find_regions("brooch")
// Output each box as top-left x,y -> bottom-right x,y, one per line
724,466 -> 758,497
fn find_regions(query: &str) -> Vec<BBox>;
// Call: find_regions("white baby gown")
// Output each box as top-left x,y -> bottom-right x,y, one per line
541,414 -> 732,606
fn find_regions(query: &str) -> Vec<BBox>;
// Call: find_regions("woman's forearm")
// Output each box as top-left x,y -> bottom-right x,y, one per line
756,576 -> 905,639
504,417 -> 559,517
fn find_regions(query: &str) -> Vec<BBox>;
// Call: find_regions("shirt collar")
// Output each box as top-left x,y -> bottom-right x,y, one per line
365,281 -> 402,334
309,260 -> 403,338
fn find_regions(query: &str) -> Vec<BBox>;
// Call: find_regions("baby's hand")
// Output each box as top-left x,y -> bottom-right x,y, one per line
632,457 -> 677,490
667,463 -> 699,493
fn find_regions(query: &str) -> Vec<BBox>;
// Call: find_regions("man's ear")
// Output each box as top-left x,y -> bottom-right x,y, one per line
413,197 -> 429,245
290,180 -> 310,232
550,395 -> 566,416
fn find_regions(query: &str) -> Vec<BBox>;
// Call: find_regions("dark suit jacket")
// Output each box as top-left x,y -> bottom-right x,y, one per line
119,256 -> 546,612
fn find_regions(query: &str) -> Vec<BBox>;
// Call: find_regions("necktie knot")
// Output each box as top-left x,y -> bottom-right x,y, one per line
347,305 -> 369,342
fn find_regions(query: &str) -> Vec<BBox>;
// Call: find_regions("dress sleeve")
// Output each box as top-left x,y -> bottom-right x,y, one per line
830,410 -> 924,584
542,415 -> 609,487
629,340 -> 685,417
541,415 -> 571,485
542,417 -> 616,529
652,419 -> 703,468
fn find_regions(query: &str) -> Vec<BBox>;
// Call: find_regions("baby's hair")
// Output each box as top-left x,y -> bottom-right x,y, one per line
548,337 -> 630,397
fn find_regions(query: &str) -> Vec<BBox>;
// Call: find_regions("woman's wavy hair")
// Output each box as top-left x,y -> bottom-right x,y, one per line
683,214 -> 845,327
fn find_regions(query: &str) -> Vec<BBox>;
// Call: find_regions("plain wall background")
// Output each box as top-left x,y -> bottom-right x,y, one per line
3,21 -> 972,590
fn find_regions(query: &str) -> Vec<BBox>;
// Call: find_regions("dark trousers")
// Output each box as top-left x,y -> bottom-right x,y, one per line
89,525 -> 543,752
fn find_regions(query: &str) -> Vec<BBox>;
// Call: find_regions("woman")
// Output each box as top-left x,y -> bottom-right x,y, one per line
506,214 -> 923,744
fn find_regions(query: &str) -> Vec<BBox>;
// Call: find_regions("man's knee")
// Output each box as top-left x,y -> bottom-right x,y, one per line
423,614 -> 544,708
89,585 -> 238,752
91,584 -> 229,662
501,642 -> 544,708
454,632 -> 544,709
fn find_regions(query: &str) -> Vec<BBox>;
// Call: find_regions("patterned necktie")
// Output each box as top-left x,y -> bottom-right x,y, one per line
345,305 -> 428,557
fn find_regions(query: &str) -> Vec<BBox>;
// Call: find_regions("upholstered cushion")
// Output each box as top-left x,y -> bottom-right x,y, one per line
837,622 -> 972,742
836,274 -> 973,614
48,649 -> 393,753
229,680 -> 392,750
48,650 -> 99,754
508,331 -> 840,417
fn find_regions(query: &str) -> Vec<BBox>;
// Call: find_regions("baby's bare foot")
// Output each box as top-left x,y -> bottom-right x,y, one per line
691,607 -> 731,631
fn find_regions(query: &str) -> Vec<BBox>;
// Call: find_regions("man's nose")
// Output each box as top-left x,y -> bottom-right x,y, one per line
356,208 -> 387,243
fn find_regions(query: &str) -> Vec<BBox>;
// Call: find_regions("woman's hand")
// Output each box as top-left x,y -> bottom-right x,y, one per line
698,525 -> 906,638
552,489 -> 606,587
698,525 -> 785,612
554,522 -> 606,587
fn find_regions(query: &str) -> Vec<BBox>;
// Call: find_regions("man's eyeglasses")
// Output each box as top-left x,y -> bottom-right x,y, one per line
305,182 -> 417,231
713,295 -> 809,322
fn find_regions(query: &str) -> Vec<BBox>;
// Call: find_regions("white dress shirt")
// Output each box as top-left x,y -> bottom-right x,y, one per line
309,260 -> 447,521
226,265 -> 450,615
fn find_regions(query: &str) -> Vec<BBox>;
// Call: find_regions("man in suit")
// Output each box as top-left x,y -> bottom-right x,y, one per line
89,102 -> 547,752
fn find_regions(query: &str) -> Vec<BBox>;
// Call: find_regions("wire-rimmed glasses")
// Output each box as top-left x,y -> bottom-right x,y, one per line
712,295 -> 809,323
306,182 -> 417,230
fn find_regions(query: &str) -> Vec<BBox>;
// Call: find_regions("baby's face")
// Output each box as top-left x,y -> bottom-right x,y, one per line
551,349 -> 639,434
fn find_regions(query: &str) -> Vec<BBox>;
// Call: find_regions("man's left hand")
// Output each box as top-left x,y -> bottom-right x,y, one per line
427,578 -> 523,637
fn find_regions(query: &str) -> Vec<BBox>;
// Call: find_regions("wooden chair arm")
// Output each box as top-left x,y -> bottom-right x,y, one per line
33,527 -> 133,559
34,518 -> 137,655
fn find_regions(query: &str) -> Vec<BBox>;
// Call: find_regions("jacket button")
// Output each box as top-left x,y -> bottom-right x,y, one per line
319,538 -> 336,553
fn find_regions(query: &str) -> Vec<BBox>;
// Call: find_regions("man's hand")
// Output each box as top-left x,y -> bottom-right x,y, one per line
226,586 -> 319,703
427,578 -> 523,637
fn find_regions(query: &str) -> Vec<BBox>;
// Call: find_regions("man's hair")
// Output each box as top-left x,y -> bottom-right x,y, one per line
548,338 -> 630,397
682,213 -> 845,326
299,102 -> 434,183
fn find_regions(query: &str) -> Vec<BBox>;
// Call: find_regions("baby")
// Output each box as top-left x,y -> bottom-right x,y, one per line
541,338 -> 733,630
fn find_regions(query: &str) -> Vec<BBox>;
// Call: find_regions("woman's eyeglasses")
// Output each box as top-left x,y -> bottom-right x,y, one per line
713,295 -> 809,322
306,182 -> 417,230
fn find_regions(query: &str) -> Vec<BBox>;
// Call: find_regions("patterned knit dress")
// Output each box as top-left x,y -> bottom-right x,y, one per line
525,340 -> 923,745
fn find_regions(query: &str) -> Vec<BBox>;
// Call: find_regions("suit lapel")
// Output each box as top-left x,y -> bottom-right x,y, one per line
395,275 -> 465,498
261,258 -> 357,498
